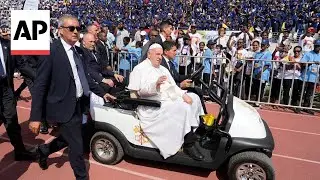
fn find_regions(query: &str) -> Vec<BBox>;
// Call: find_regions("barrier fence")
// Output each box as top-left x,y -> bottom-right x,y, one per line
107,51 -> 320,112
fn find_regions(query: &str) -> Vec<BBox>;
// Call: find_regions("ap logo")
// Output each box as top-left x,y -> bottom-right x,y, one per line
11,10 -> 50,55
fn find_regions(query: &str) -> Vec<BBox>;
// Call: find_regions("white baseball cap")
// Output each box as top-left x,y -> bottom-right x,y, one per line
140,31 -> 147,36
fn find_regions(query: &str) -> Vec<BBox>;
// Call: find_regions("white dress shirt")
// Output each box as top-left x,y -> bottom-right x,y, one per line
92,51 -> 98,62
60,38 -> 83,98
0,40 -> 7,75
160,33 -> 166,42
115,29 -> 130,49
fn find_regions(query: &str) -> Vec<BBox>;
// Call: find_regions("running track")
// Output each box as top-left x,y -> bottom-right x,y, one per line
0,80 -> 319,180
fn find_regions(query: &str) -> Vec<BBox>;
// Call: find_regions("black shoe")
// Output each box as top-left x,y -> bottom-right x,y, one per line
15,150 -> 37,161
183,145 -> 204,161
39,123 -> 49,134
36,147 -> 48,170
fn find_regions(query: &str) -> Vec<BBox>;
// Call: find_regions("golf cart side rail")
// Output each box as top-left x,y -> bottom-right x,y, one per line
220,95 -> 234,132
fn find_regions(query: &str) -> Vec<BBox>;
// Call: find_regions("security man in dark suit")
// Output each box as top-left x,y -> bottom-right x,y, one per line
141,20 -> 173,60
161,41 -> 207,113
14,56 -> 37,98
15,55 -> 49,134
29,15 -> 115,180
96,31 -> 109,67
0,37 -> 35,161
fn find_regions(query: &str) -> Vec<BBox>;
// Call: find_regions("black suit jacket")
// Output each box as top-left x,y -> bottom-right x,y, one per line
18,55 -> 39,88
152,35 -> 164,45
161,57 -> 187,86
30,39 -> 105,123
19,56 -> 38,79
81,46 -> 114,83
0,38 -> 26,89
96,40 -> 109,67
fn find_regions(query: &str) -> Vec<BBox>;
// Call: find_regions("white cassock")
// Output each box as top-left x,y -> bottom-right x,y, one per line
128,59 -> 205,159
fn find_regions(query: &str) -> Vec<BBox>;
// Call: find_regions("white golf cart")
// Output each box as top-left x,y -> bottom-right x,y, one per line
88,67 -> 275,180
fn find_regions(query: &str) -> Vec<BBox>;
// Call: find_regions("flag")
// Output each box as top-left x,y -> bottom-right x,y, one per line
23,0 -> 39,10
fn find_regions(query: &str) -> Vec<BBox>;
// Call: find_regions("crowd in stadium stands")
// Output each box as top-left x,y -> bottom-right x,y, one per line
48,0 -> 320,33
0,0 -> 319,117
1,0 -> 320,33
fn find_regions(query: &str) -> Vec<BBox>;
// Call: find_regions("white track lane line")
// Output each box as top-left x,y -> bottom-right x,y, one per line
258,108 -> 319,119
17,106 -> 31,110
273,153 -> 320,165
0,136 -> 164,180
270,127 -> 320,136
205,103 -> 319,119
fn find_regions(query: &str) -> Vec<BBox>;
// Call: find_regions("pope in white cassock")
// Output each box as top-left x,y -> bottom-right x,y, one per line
128,43 -> 205,160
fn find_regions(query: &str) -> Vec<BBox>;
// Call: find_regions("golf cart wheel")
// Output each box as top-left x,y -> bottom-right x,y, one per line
90,132 -> 124,165
227,151 -> 275,180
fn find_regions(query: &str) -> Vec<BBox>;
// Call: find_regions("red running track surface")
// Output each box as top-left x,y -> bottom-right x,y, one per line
0,79 -> 319,180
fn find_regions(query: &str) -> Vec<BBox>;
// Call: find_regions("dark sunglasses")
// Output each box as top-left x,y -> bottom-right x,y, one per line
61,26 -> 81,32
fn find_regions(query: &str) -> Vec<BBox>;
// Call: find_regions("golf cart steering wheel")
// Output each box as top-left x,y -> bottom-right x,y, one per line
189,66 -> 204,81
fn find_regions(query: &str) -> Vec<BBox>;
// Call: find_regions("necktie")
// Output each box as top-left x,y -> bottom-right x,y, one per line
92,51 -> 99,63
71,47 -> 90,96
168,60 -> 176,74
0,56 -> 5,78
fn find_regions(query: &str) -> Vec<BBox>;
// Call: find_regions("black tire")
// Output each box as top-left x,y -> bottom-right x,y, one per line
227,151 -> 275,180
90,131 -> 124,165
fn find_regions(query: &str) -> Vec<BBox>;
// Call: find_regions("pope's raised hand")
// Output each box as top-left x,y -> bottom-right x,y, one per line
156,76 -> 167,89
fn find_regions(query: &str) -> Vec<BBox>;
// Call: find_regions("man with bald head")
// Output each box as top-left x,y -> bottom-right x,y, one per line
82,33 -> 95,50
29,15 -> 114,180
128,44 -> 205,161
81,33 -> 125,95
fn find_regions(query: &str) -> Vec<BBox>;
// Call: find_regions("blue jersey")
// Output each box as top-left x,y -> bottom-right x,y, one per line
300,51 -> 320,83
254,51 -> 272,82
203,48 -> 214,74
